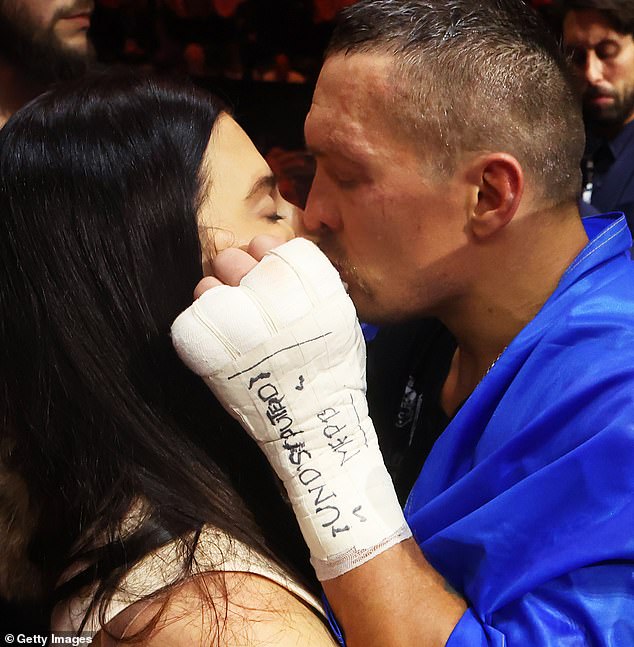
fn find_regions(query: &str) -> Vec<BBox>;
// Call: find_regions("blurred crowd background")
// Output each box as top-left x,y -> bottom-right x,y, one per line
90,0 -> 363,205
87,0 -> 558,207
92,0 -> 359,82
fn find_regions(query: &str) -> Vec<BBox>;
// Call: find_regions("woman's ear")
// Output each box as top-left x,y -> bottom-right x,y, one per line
467,153 -> 524,240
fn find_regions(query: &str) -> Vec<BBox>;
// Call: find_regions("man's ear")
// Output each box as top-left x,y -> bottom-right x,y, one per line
466,153 -> 524,240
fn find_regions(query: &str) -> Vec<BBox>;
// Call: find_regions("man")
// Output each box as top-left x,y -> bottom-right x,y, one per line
0,0 -> 95,627
0,0 -> 95,126
172,0 -> 634,644
561,0 -> 634,238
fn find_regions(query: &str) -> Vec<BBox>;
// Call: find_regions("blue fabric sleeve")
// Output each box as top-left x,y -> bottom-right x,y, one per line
446,564 -> 634,646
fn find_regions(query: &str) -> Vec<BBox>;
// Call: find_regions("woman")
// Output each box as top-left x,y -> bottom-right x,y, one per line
0,71 -> 338,645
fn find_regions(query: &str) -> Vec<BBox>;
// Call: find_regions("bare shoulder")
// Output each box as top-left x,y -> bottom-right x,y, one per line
94,571 -> 339,647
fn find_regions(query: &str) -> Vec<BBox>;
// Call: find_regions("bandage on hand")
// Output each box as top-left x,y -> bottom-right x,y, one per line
171,238 -> 411,580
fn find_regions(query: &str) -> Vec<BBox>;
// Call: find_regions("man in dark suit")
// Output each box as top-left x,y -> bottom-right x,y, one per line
562,0 -> 634,243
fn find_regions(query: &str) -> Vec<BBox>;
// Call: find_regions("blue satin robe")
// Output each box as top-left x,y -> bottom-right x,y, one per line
407,213 -> 634,645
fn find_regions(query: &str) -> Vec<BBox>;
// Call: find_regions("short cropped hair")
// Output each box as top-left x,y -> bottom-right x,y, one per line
558,0 -> 634,36
327,0 -> 585,205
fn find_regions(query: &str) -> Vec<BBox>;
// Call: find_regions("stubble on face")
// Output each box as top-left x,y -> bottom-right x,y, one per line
0,0 -> 95,83
583,81 -> 634,128
316,234 -> 373,301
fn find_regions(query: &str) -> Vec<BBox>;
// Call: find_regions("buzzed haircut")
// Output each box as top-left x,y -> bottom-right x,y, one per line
327,0 -> 585,206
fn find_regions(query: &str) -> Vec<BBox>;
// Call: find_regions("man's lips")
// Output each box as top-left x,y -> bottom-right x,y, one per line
60,12 -> 91,25
585,87 -> 615,105
588,95 -> 614,105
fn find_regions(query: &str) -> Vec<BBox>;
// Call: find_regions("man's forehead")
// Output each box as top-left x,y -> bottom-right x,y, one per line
313,52 -> 395,106
306,53 -> 396,152
305,122 -> 374,166
564,9 -> 629,44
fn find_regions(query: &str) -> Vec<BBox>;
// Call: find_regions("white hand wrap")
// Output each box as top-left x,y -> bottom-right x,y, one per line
171,238 -> 411,580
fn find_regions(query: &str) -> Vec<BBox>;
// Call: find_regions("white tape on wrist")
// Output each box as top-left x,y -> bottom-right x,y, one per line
171,238 -> 411,580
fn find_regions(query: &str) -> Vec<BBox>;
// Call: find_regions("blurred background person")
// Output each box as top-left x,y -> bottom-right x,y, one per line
0,0 -> 96,126
261,52 -> 307,83
0,0 -> 97,631
561,0 -> 634,247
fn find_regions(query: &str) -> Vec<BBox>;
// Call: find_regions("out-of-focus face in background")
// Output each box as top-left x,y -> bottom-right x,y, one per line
0,0 -> 95,81
563,8 -> 634,128
198,113 -> 296,274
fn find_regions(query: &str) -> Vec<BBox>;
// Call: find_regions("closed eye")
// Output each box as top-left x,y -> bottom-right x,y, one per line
596,41 -> 620,60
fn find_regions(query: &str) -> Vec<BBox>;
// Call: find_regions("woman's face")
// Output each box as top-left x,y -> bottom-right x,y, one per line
198,114 -> 296,273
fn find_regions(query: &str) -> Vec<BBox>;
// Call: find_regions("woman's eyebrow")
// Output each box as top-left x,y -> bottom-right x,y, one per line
245,173 -> 277,200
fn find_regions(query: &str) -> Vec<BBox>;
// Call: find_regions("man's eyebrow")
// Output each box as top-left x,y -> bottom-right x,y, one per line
246,173 -> 277,200
306,142 -> 365,165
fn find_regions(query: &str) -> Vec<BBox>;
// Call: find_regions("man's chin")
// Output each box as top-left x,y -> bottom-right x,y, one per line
54,18 -> 94,54
584,94 -> 634,131
0,4 -> 95,83
584,106 -> 624,130
30,39 -> 95,83
347,287 -> 398,326
61,34 -> 94,57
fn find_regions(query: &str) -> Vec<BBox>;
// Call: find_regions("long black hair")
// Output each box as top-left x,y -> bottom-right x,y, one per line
0,71 -> 312,632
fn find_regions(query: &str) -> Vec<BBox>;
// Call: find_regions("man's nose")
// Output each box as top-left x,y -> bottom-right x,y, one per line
302,186 -> 342,233
585,51 -> 604,86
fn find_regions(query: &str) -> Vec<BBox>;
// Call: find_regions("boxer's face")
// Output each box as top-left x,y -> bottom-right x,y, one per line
0,0 -> 94,80
197,114 -> 296,274
303,54 -> 471,324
